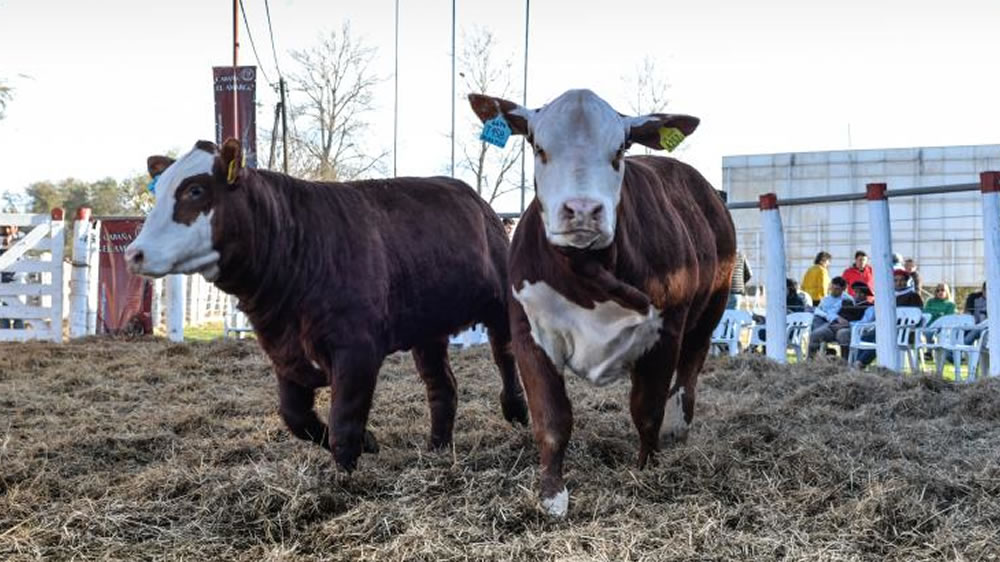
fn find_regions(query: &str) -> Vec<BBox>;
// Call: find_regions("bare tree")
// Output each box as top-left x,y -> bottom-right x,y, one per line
458,27 -> 524,205
283,23 -> 387,181
624,56 -> 670,116
0,80 -> 12,121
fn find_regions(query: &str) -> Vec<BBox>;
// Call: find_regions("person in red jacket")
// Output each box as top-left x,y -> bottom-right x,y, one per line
842,251 -> 874,299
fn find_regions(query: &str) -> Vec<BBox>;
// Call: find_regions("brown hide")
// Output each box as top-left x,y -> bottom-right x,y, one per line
206,168 -> 526,470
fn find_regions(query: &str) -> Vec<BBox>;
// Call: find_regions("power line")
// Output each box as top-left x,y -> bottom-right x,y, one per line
264,0 -> 283,80
237,0 -> 274,87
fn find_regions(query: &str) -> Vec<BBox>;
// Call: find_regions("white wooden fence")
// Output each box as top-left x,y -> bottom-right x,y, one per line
0,210 -> 65,342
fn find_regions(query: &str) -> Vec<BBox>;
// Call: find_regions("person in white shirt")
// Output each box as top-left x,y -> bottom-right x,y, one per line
808,276 -> 854,357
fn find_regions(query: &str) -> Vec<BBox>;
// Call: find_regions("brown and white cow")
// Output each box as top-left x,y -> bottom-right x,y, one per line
469,89 -> 736,517
124,139 -> 528,472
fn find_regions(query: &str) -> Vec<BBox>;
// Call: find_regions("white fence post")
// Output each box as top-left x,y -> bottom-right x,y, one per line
866,183 -> 899,372
166,274 -> 185,342
86,220 -> 100,335
760,193 -> 787,363
151,278 -> 163,333
980,172 -> 1000,377
47,208 -> 65,342
69,207 -> 92,338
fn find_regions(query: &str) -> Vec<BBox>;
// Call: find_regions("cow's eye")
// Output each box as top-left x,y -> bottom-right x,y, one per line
535,146 -> 548,164
185,185 -> 205,200
612,145 -> 626,169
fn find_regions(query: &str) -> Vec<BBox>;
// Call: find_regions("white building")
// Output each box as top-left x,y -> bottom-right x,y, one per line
723,144 -> 1000,292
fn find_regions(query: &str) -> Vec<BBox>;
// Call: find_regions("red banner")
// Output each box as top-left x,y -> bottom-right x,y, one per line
213,66 -> 258,168
97,219 -> 152,335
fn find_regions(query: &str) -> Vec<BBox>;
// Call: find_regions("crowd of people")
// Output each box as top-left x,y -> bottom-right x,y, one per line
726,248 -> 989,368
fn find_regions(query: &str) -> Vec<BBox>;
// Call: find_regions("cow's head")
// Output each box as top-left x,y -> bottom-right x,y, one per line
469,89 -> 699,250
125,138 -> 245,281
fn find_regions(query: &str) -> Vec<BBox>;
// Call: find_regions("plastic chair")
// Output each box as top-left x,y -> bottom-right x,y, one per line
847,307 -> 924,371
711,309 -> 753,356
913,314 -> 974,374
747,311 -> 813,362
936,320 -> 988,382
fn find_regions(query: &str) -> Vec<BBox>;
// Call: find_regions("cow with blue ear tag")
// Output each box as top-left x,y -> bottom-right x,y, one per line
469,89 -> 736,518
125,137 -> 530,475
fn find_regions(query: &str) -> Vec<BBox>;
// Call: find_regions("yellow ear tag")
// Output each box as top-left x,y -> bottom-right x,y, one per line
227,159 -> 239,184
658,127 -> 685,152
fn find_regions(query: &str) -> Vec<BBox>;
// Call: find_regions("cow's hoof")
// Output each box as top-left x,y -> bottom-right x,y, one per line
427,435 -> 453,452
362,429 -> 380,454
332,444 -> 360,473
541,487 -> 569,518
501,392 -> 529,425
637,447 -> 659,469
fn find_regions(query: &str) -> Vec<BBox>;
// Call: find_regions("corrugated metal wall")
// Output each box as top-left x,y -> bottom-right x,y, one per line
723,145 -> 1000,292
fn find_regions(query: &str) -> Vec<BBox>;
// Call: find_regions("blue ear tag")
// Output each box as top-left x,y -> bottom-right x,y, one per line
480,115 -> 512,148
147,176 -> 159,195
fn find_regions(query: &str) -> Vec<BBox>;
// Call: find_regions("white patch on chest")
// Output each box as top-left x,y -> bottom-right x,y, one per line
513,280 -> 661,386
661,387 -> 689,442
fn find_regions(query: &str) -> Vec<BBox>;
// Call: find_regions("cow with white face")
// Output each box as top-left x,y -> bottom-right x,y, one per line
125,139 -> 532,475
469,89 -> 736,517
126,140 -> 221,281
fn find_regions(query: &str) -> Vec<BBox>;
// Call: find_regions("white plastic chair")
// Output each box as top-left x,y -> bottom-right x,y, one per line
711,309 -> 753,357
450,324 -> 490,349
749,311 -> 814,362
913,314 -> 974,374
936,320 -> 988,382
847,307 -> 924,371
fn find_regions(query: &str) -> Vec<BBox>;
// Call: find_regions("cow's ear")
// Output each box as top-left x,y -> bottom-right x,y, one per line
147,155 -> 175,179
468,94 -> 531,136
626,113 -> 700,151
218,137 -> 244,186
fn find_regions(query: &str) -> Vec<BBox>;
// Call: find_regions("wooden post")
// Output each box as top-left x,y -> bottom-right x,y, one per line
866,183 -> 899,372
760,193 -> 787,363
86,220 -> 100,335
166,274 -> 185,342
69,207 -> 91,338
980,171 -> 1000,376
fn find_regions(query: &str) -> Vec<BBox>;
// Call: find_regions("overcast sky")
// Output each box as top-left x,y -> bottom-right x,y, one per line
2,0 -> 999,213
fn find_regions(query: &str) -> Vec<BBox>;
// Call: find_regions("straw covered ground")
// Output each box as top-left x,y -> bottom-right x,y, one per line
1,337 -> 999,561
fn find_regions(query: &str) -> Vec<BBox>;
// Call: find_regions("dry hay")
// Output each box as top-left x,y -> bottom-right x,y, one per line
1,338 -> 999,562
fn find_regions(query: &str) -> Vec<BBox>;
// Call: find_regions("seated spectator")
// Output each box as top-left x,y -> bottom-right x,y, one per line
923,283 -> 956,324
801,251 -> 831,304
842,251 -> 874,300
893,270 -> 923,308
851,272 -> 926,368
904,258 -> 923,296
834,283 -> 875,358
807,276 -> 854,357
965,282 -> 987,323
786,278 -> 811,313
0,225 -> 25,331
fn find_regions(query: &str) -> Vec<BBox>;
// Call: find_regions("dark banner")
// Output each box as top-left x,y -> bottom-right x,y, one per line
97,219 -> 152,335
212,65 -> 258,168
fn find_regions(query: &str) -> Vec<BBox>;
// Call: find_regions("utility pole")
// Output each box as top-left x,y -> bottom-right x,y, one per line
394,0 -> 399,177
520,0 -> 530,213
232,0 -> 240,139
280,77 -> 288,173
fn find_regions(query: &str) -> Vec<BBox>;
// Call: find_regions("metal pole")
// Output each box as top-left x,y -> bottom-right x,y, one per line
268,102 -> 280,169
980,172 -> 1000,377
233,0 -> 240,139
450,0 -> 456,177
520,0 -> 530,213
280,77 -> 289,173
393,0 -> 399,177
760,194 -> 787,363
866,183 -> 899,372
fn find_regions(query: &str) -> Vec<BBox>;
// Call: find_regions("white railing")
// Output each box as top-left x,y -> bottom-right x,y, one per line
0,210 -> 65,342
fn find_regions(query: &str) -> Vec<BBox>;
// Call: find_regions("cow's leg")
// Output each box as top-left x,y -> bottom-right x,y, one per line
277,376 -> 330,449
515,329 -> 573,518
411,337 -> 458,449
660,290 -> 729,450
326,347 -> 382,473
629,323 -> 682,469
483,300 -> 529,425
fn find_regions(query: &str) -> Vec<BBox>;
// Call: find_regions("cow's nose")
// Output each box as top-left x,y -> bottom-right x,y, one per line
560,198 -> 604,224
124,247 -> 144,269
